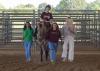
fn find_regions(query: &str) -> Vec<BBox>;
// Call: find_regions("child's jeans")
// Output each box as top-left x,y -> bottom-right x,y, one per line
48,41 -> 58,61
24,41 -> 32,62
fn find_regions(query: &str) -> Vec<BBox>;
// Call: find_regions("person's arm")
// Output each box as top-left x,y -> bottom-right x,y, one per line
58,30 -> 63,46
68,19 -> 75,34
32,28 -> 34,36
40,12 -> 45,22
58,30 -> 61,39
45,29 -> 50,40
73,24 -> 76,34
23,29 -> 26,40
50,13 -> 53,23
40,12 -> 44,19
50,13 -> 53,19
69,24 -> 75,34
61,26 -> 64,34
44,13 -> 53,23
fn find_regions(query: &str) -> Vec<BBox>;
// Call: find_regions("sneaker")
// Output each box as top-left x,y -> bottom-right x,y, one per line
62,58 -> 66,62
51,60 -> 56,64
68,59 -> 73,62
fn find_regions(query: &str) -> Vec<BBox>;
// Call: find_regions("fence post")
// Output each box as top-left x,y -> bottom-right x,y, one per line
2,11 -> 6,44
2,11 -> 12,45
98,10 -> 100,48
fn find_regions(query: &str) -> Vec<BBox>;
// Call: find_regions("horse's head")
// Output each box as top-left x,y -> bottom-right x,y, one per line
37,21 -> 45,29
37,21 -> 47,40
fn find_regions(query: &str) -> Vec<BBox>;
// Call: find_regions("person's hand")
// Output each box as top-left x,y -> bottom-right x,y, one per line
60,37 -> 63,45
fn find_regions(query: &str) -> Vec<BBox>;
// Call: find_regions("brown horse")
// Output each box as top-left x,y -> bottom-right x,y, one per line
36,21 -> 49,62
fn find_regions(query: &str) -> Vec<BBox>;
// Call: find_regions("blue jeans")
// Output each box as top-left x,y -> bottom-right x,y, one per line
48,41 -> 58,61
24,41 -> 32,62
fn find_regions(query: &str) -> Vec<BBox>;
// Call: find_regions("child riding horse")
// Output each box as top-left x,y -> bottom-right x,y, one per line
37,5 -> 53,62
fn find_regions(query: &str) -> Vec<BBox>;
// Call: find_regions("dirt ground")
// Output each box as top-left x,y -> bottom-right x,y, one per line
0,48 -> 100,71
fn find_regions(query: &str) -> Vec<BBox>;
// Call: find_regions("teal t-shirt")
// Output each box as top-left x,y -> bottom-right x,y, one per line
23,28 -> 34,41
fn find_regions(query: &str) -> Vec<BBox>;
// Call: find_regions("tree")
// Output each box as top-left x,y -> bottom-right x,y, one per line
38,3 -> 55,13
15,4 -> 35,9
56,0 -> 87,10
38,3 -> 47,10
0,4 -> 5,9
86,0 -> 100,10
56,0 -> 71,10
71,0 -> 87,10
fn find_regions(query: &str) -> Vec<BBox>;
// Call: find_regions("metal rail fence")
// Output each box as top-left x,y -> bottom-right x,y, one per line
0,10 -> 100,49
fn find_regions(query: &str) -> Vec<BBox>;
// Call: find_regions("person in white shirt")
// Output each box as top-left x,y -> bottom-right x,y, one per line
61,17 -> 76,62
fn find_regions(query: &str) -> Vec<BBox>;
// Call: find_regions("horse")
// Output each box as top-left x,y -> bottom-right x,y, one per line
36,21 -> 49,62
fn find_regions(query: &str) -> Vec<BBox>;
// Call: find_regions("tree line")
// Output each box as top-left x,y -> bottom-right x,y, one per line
0,0 -> 100,10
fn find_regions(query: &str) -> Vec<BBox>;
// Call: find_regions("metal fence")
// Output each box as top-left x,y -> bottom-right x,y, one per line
0,10 -> 100,48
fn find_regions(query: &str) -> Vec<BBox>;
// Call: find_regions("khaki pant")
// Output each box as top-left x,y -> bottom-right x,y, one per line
61,36 -> 74,61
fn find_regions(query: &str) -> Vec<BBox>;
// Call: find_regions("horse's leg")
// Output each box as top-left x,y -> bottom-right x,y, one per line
43,27 -> 49,61
38,40 -> 43,62
40,41 -> 43,62
44,40 -> 49,61
45,46 -> 49,61
40,47 -> 43,62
